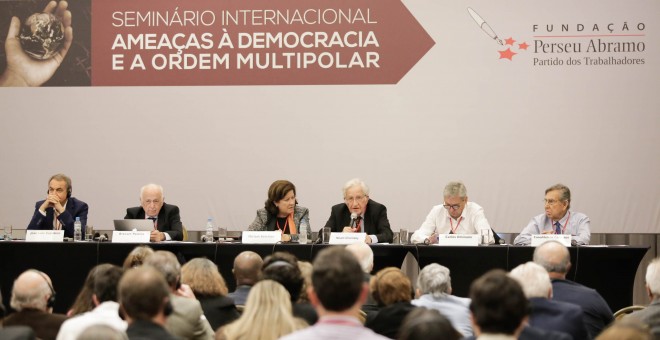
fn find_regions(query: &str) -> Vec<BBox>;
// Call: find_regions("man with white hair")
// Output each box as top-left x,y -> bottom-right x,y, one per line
125,183 -> 183,241
411,263 -> 473,337
627,257 -> 660,332
411,181 -> 494,244
509,262 -> 588,340
2,270 -> 68,340
346,242 -> 378,312
324,178 -> 393,244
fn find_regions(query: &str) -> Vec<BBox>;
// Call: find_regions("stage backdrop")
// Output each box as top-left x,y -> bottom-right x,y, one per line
1,0 -> 658,235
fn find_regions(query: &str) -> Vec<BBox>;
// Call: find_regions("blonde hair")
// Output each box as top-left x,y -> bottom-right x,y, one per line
181,258 -> 229,297
218,280 -> 307,340
123,245 -> 154,269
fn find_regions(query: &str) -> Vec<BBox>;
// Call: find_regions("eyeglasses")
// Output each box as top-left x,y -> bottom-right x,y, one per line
544,199 -> 563,206
144,199 -> 161,205
345,195 -> 367,203
443,204 -> 461,210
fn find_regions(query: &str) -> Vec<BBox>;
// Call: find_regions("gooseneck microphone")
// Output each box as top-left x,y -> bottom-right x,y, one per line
350,213 -> 358,228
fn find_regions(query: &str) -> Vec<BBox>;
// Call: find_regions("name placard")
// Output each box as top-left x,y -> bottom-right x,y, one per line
435,234 -> 479,246
112,231 -> 150,243
25,230 -> 64,242
329,232 -> 366,245
242,231 -> 281,244
531,234 -> 572,247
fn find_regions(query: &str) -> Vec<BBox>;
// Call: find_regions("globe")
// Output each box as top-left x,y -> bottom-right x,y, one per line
19,12 -> 65,60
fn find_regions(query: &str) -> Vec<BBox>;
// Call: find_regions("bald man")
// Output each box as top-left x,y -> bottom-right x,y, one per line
3,270 -> 68,340
227,251 -> 263,305
533,241 -> 613,337
125,184 -> 183,242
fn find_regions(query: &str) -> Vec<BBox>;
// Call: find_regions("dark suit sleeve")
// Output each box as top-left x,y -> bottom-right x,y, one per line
27,201 -> 49,230
373,204 -> 393,243
323,204 -> 343,232
163,204 -> 183,241
57,198 -> 89,237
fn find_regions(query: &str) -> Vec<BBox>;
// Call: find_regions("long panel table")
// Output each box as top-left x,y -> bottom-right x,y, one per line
0,242 -> 647,315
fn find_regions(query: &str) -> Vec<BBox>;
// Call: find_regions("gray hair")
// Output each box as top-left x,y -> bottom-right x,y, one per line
646,258 -> 660,296
533,241 -> 570,274
509,262 -> 552,299
144,251 -> 181,287
140,183 -> 164,200
342,178 -> 370,198
345,242 -> 374,273
417,263 -> 452,297
443,181 -> 467,198
545,184 -> 571,209
9,271 -> 51,311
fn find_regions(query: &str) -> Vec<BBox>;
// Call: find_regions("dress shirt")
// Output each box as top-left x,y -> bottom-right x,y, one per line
56,301 -> 127,340
411,202 -> 494,244
412,294 -> 474,337
280,315 -> 389,340
514,210 -> 590,245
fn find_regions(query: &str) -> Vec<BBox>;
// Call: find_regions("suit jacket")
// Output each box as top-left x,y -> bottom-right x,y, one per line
197,295 -> 240,331
125,203 -> 183,241
247,206 -> 310,239
627,299 -> 660,330
165,294 -> 215,340
365,302 -> 416,339
528,297 -> 589,340
552,279 -> 613,338
2,309 -> 68,340
227,285 -> 251,306
27,197 -> 88,238
323,199 -> 393,243
127,320 -> 181,340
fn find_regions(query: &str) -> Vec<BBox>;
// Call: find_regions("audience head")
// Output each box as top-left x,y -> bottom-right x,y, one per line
233,251 -> 263,286
140,183 -> 164,218
469,269 -> 529,336
544,183 -> 571,220
123,245 -> 154,269
78,324 -> 128,340
10,269 -> 55,312
48,173 -> 72,205
509,262 -> 552,299
92,264 -> 124,304
645,257 -> 660,300
311,246 -> 365,312
143,250 -> 181,290
343,178 -> 370,215
370,267 -> 412,306
261,252 -> 303,302
297,261 -> 313,303
265,180 -> 297,217
443,181 -> 468,220
119,266 -> 171,323
346,242 -> 374,274
533,241 -> 571,278
398,307 -> 462,340
596,319 -> 652,340
181,257 -> 229,297
416,263 -> 452,297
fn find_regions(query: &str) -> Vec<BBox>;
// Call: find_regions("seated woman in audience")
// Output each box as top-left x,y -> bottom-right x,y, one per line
122,245 -> 154,269
67,263 -> 117,316
398,307 -> 462,340
181,258 -> 240,331
248,180 -> 310,242
296,261 -> 313,304
365,267 -> 417,339
216,280 -> 307,340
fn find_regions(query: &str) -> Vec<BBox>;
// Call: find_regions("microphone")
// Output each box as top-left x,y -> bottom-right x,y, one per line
349,213 -> 358,229
94,232 -> 109,242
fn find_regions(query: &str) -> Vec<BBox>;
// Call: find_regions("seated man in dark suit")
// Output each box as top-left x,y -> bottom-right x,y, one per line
27,173 -> 88,238
323,178 -> 393,244
510,262 -> 588,340
534,240 -> 613,337
227,251 -> 263,305
125,183 -> 183,242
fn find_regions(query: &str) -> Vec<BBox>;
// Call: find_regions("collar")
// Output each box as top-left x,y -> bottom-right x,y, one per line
317,315 -> 362,327
556,210 -> 571,224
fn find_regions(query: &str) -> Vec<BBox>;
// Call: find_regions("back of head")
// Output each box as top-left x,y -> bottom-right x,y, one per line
10,270 -> 53,312
181,258 -> 228,297
297,261 -> 313,303
646,258 -> 660,298
417,263 -> 452,298
399,307 -> 462,340
533,241 -> 571,275
469,269 -> 529,335
261,252 -> 303,301
123,245 -> 154,269
312,246 -> 364,312
92,264 -> 124,303
370,267 -> 412,306
143,250 -> 180,288
233,251 -> 263,286
346,242 -> 374,274
119,266 -> 170,321
509,262 -> 552,299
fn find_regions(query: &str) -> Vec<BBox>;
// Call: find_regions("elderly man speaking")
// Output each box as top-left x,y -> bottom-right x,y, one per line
125,183 -> 183,241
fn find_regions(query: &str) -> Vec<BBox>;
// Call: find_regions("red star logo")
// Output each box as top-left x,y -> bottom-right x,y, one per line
504,37 -> 516,45
498,48 -> 517,60
518,42 -> 529,50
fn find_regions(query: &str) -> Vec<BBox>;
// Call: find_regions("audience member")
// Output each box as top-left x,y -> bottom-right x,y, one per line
125,183 -> 183,241
66,264 -> 102,317
509,262 -> 588,340
411,263 -> 473,337
398,307 -> 462,340
596,319 -> 652,340
227,251 -> 263,305
280,246 -> 389,340
56,264 -> 126,340
365,267 -> 416,338
0,326 -> 36,340
119,266 -> 178,340
216,280 -> 306,340
627,257 -> 660,334
27,173 -> 88,238
77,324 -> 128,340
297,261 -> 313,303
261,252 -> 318,325
3,270 -> 68,340
123,245 -> 155,269
323,178 -> 393,243
181,258 -> 240,331
534,240 -> 613,337
144,251 -> 214,339
346,242 -> 378,312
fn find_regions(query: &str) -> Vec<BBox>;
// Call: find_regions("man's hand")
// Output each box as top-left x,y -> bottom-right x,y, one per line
40,194 -> 63,213
342,226 -> 355,233
150,230 -> 165,242
0,1 -> 73,87
426,233 -> 438,245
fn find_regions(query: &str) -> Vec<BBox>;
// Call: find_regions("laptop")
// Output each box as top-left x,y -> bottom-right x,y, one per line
113,219 -> 155,232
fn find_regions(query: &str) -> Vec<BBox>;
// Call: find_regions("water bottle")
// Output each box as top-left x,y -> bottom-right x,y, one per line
299,220 -> 308,244
74,217 -> 82,241
205,218 -> 214,243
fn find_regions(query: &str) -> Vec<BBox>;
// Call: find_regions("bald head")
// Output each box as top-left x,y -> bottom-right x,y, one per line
533,241 -> 571,279
346,242 -> 374,273
10,270 -> 53,312
233,251 -> 263,286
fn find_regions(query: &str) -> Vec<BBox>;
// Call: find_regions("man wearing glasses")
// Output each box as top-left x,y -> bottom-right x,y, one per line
410,181 -> 494,244
125,183 -> 183,241
514,183 -> 590,246
323,178 -> 393,244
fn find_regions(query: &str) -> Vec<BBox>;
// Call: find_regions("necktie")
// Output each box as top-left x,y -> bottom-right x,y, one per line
53,210 -> 61,230
355,216 -> 362,232
554,221 -> 562,234
148,217 -> 157,230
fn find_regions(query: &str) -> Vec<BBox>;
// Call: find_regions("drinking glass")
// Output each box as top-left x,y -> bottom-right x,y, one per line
322,227 -> 331,244
3,225 -> 12,241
